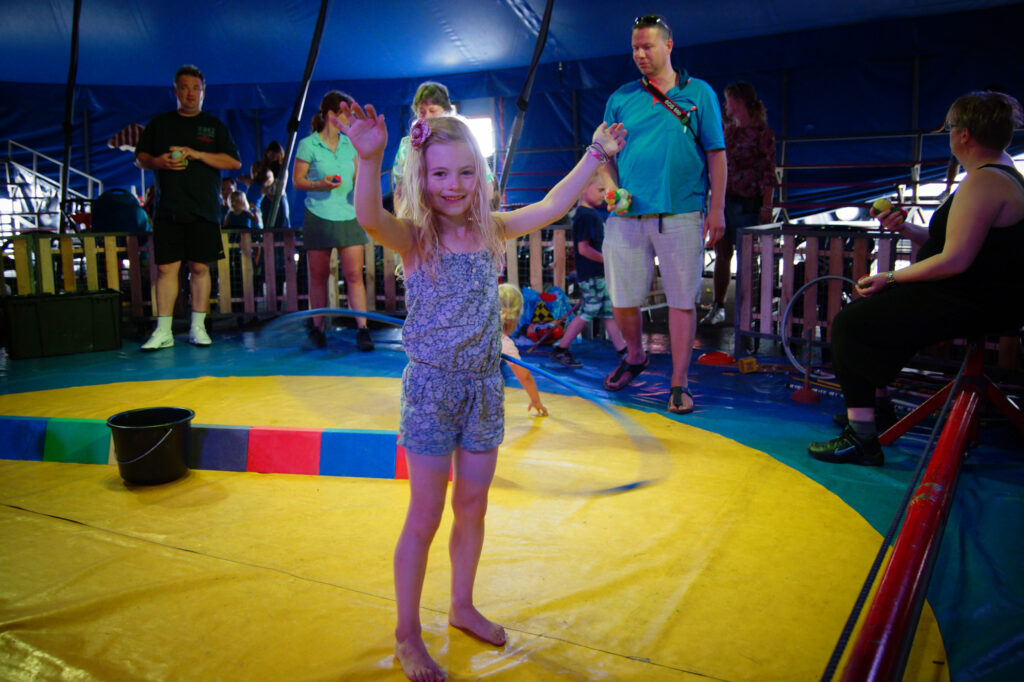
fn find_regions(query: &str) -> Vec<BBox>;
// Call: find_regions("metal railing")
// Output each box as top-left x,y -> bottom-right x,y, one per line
3,139 -> 104,236
777,127 -> 1024,221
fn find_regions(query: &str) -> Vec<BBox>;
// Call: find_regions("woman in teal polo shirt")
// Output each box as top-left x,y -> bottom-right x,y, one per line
293,90 -> 373,350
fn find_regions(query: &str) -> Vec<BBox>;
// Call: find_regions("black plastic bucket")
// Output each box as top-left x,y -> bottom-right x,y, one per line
107,407 -> 194,485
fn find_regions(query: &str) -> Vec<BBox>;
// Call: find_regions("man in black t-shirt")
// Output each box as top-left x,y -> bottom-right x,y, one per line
135,64 -> 241,350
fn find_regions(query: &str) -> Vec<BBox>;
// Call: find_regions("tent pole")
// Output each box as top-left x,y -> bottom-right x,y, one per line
266,0 -> 331,230
82,109 -> 91,176
497,0 -> 556,200
59,0 -> 83,234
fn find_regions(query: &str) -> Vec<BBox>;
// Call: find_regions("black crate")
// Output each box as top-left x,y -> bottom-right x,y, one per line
2,290 -> 122,359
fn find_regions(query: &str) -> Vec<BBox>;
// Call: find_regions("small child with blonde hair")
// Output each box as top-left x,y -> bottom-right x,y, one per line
498,283 -> 548,417
223,190 -> 257,228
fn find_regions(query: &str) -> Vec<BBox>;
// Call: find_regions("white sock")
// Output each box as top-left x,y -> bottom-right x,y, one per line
190,311 -> 206,330
155,316 -> 173,333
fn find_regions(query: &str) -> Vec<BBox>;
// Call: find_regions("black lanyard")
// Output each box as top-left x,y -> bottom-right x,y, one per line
636,69 -> 711,209
640,70 -> 704,156
640,69 -> 694,127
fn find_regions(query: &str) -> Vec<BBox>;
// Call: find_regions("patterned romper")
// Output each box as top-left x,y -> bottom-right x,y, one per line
399,251 -> 504,456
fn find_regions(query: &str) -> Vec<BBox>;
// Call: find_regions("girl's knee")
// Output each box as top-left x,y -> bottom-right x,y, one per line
405,505 -> 445,539
451,489 -> 488,521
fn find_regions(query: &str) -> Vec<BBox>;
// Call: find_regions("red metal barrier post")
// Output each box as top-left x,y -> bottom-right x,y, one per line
841,387 -> 980,680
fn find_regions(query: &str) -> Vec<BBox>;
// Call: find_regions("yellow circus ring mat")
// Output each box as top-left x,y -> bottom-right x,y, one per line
0,376 -> 947,680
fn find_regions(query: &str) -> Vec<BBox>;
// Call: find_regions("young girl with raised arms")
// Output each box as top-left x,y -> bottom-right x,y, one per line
334,100 -> 625,682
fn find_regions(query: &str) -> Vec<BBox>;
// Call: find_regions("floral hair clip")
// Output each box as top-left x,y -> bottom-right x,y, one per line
410,119 -> 432,149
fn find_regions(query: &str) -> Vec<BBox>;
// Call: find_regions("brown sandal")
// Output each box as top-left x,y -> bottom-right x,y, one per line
603,353 -> 649,391
667,386 -> 694,414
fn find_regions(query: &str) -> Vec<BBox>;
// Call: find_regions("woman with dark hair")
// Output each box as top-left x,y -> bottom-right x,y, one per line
702,81 -> 775,326
809,91 -> 1024,466
259,140 -> 290,229
292,90 -> 373,350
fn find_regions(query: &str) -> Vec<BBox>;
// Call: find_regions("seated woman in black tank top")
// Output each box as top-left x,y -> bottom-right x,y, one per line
809,90 -> 1024,466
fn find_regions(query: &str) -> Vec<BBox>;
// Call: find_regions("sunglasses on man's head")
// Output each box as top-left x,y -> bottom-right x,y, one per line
634,14 -> 669,30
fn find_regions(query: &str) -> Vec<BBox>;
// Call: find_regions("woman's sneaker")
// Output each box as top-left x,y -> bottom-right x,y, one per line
306,325 -> 327,349
808,426 -> 884,466
700,304 -> 726,326
356,327 -> 375,351
550,346 -> 582,368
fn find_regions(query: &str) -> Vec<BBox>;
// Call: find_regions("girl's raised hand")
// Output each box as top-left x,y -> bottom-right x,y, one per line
592,122 -> 627,157
332,102 -> 387,159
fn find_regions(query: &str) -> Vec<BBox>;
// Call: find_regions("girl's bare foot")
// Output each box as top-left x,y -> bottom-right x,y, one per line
395,636 -> 445,682
448,605 -> 507,646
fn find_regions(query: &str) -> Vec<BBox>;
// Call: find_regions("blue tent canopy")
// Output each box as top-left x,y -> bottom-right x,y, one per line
1,0 -> 1022,212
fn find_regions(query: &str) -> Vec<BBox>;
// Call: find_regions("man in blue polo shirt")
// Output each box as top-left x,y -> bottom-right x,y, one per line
597,14 -> 726,414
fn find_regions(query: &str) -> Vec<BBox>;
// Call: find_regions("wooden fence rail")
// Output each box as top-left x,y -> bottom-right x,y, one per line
735,224 -> 904,350
734,223 -> 1018,370
3,226 -> 589,322
4,224 -> 1014,368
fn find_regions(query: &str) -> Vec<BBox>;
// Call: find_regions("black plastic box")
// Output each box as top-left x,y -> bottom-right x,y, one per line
2,290 -> 122,359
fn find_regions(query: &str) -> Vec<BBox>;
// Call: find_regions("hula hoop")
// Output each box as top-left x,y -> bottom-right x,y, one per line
778,275 -> 857,376
498,353 -> 671,495
260,308 -> 672,496
260,307 -> 408,332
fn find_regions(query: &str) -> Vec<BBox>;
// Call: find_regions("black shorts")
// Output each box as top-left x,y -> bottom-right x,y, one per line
723,196 -> 760,245
153,216 -> 224,265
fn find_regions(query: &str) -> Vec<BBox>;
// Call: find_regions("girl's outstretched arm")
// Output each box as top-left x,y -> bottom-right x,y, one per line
499,122 -> 626,239
332,102 -> 414,255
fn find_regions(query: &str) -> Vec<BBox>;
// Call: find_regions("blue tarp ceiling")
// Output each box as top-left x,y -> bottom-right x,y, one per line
3,0 -> 1020,85
2,1 -> 1023,212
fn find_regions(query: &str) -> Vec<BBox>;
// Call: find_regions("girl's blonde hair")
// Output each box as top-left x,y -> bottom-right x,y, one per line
498,283 -> 523,335
397,116 -> 505,275
229,190 -> 248,213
